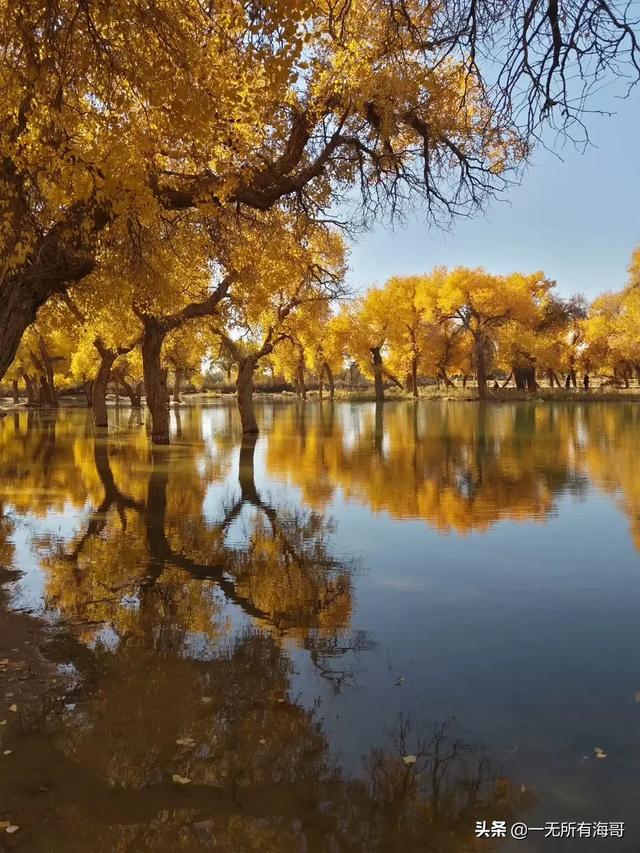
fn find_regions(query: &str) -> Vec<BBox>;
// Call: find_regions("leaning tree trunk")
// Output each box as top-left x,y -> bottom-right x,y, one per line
92,349 -> 117,428
20,371 -> 36,405
473,336 -> 488,400
141,318 -> 170,444
236,356 -> 259,434
0,278 -> 54,383
323,362 -> 335,399
117,376 -> 142,408
371,346 -> 384,403
438,367 -> 455,388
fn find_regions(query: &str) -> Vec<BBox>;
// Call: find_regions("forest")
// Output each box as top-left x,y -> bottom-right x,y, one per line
1,0 -> 640,443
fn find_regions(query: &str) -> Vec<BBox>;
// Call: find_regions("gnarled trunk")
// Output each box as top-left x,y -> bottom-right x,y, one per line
92,349 -> 117,428
20,371 -> 36,405
236,356 -> 259,434
141,318 -> 170,444
0,278 -> 53,383
371,346 -> 384,403
438,366 -> 455,388
116,375 -> 142,408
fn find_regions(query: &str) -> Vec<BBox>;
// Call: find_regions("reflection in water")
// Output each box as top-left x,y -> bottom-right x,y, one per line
266,402 -> 600,531
2,400 -> 640,849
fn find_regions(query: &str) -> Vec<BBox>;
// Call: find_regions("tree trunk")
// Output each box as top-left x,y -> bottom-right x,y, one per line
92,349 -> 117,428
473,336 -> 488,400
371,346 -> 384,403
323,362 -> 335,399
11,379 -> 19,404
318,369 -> 324,400
141,318 -> 170,445
117,376 -> 142,408
39,347 -> 58,407
21,371 -> 36,405
462,375 -> 468,388
238,433 -> 259,503
438,367 -> 455,388
296,364 -> 307,401
411,356 -> 419,398
236,356 -> 259,434
173,367 -> 183,403
0,278 -> 53,383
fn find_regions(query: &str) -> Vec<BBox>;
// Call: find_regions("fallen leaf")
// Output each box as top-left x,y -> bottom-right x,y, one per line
8,705 -> 17,713
6,826 -> 19,834
259,738 -> 266,744
594,747 -> 607,759
3,750 -> 11,756
172,774 -> 191,785
402,755 -> 417,765
0,721 -> 6,726
201,697 -> 212,704
176,738 -> 195,747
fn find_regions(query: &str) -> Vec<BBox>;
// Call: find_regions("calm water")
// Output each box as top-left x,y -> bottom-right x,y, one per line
1,400 -> 640,851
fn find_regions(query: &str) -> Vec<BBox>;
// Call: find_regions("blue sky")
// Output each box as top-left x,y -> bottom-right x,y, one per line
346,90 -> 640,301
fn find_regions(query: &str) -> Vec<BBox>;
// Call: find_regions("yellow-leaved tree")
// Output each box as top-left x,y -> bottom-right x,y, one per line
2,0 -> 638,380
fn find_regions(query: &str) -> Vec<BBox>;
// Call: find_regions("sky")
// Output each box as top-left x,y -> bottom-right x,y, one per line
346,89 -> 640,301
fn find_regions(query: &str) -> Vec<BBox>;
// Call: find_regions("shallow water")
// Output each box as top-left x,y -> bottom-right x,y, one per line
1,400 -> 639,851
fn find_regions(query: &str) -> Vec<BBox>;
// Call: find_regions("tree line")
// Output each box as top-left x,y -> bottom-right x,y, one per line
3,243 -> 640,437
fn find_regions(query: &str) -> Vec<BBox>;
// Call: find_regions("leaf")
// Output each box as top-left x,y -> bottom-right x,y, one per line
201,697 -> 212,704
3,750 -> 12,756
6,826 -> 19,834
594,747 -> 607,759
8,705 -> 17,713
172,774 -> 191,785
176,738 -> 195,747
402,755 -> 417,765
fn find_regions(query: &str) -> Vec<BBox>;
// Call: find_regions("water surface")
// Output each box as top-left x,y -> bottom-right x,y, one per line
1,400 -> 639,851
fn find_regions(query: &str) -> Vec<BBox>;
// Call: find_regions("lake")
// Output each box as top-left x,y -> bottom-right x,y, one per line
1,399 -> 639,851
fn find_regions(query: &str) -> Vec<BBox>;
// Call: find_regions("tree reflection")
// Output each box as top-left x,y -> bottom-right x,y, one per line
36,423 -> 357,675
265,402 -> 590,532
1,624 -> 532,852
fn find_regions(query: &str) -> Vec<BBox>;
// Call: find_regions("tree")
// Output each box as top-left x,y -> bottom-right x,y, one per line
349,289 -> 404,403
435,268 -> 547,398
2,0 -> 638,380
213,219 -> 347,433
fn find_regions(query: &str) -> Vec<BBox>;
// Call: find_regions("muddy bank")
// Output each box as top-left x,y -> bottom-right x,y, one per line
0,568 -> 74,846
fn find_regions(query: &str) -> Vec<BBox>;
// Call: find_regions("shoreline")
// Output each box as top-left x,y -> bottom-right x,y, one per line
3,387 -> 640,413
